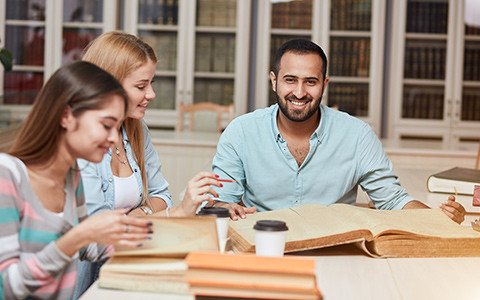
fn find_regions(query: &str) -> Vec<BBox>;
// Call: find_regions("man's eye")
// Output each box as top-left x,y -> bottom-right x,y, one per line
137,86 -> 145,90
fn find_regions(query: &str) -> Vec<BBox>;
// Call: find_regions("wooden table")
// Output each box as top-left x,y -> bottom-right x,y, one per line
82,243 -> 480,300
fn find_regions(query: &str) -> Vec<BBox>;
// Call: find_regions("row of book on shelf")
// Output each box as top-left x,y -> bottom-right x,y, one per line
138,0 -> 178,25
141,33 -> 177,71
402,87 -> 444,120
195,34 -> 236,73
3,72 -> 43,105
197,0 -> 237,27
461,90 -> 480,121
329,38 -> 370,77
327,84 -> 369,117
271,0 -> 312,30
406,1 -> 448,34
330,0 -> 372,31
464,43 -> 480,81
404,43 -> 446,80
194,79 -> 234,106
6,0 -> 46,21
6,26 -> 45,66
63,0 -> 103,23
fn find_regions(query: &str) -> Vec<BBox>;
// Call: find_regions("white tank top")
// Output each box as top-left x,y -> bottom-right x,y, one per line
113,173 -> 141,209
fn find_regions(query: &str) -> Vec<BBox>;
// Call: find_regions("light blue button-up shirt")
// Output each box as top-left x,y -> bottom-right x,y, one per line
212,104 -> 415,211
77,121 -> 172,216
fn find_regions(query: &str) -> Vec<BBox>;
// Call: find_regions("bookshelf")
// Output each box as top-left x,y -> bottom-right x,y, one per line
254,0 -> 385,135
388,0 -> 480,144
0,0 -> 116,120
122,0 -> 251,128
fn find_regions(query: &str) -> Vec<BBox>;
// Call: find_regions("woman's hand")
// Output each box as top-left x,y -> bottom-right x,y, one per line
56,208 -> 152,257
174,172 -> 222,216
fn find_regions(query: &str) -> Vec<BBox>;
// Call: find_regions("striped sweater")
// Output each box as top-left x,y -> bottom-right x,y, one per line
0,154 -> 112,299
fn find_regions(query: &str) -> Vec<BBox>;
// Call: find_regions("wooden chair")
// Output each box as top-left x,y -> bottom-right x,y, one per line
177,102 -> 234,133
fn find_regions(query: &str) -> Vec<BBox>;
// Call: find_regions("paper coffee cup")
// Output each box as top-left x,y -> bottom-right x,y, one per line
198,207 -> 230,252
253,220 -> 288,257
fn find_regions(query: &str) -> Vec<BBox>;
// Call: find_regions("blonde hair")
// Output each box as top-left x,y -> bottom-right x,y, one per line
10,61 -> 127,165
82,31 -> 158,205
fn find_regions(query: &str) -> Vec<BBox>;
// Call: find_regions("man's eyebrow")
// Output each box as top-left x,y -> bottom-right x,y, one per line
282,75 -> 319,81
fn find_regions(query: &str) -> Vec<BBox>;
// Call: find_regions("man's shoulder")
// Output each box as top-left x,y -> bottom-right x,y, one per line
228,105 -> 275,130
323,105 -> 370,131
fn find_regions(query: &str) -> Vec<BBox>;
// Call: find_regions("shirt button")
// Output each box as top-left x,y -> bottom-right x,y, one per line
140,193 -> 143,198
297,171 -> 300,175
108,178 -> 113,182
295,199 -> 299,203
134,169 -> 137,172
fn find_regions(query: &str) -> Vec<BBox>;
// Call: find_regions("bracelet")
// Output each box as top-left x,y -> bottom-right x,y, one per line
166,207 -> 170,217
140,206 -> 153,215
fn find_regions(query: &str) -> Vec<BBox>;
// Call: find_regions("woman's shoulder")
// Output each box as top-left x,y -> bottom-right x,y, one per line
0,153 -> 27,183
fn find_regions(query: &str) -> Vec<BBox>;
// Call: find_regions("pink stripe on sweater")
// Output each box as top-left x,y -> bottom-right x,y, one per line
0,177 -> 24,210
35,270 -> 77,294
22,201 -> 43,221
25,256 -> 54,285
0,258 -> 19,273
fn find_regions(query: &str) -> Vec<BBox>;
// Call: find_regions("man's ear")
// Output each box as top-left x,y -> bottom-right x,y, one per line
270,71 -> 277,92
60,106 -> 76,131
321,76 -> 330,95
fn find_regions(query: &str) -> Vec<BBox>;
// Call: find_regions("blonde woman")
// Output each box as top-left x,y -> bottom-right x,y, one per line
74,31 -> 222,297
0,61 -> 152,299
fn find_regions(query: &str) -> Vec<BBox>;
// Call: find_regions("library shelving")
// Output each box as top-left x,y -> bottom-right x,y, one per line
388,0 -> 480,144
0,0 -> 116,120
254,0 -> 385,135
122,0 -> 250,128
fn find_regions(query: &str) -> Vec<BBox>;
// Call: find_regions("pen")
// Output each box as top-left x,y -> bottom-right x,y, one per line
217,178 -> 236,183
453,186 -> 458,196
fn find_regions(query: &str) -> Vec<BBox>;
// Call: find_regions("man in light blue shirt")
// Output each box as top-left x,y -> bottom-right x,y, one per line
211,39 -> 465,224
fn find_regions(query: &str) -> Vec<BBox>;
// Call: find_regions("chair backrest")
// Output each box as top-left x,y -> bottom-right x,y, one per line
177,102 -> 234,133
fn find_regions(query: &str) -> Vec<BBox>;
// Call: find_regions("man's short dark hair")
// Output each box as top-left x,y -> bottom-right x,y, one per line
272,39 -> 328,80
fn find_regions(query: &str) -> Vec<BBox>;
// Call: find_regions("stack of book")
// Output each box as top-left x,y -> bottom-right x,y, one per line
98,216 -> 219,294
185,251 -> 322,300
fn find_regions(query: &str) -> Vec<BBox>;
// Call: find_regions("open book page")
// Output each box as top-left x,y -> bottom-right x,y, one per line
328,204 -> 480,238
229,203 -> 372,252
114,216 -> 219,256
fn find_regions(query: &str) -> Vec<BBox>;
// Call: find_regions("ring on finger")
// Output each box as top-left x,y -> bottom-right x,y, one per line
126,224 -> 130,233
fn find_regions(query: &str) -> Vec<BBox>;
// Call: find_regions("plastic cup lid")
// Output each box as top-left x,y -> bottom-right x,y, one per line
198,206 -> 230,218
253,220 -> 288,231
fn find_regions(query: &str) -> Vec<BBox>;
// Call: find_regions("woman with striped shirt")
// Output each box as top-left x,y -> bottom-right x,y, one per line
0,61 -> 152,299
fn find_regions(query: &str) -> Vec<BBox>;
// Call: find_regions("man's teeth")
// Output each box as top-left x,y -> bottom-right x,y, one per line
291,101 -> 306,106
140,104 -> 147,107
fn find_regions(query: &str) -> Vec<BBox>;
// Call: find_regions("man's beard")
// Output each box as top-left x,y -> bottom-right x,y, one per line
276,90 -> 322,122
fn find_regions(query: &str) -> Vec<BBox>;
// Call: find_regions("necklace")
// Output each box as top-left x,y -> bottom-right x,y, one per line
113,145 -> 128,165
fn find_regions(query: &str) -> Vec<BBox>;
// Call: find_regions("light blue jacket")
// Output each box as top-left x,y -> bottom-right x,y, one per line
77,121 -> 172,216
74,121 -> 172,299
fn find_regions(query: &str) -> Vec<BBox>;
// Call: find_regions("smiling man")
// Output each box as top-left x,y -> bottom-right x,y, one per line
210,39 -> 465,224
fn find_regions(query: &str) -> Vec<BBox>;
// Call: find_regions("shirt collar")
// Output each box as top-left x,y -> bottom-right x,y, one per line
271,104 -> 325,142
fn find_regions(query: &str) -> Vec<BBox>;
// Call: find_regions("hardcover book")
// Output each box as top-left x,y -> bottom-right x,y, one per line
228,203 -> 480,258
426,167 -> 480,195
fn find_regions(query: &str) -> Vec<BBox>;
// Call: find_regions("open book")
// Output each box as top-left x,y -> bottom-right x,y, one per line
228,203 -> 480,258
99,216 -> 219,294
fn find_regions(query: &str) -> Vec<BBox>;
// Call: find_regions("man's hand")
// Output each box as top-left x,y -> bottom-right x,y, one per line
440,195 -> 466,224
212,201 -> 257,220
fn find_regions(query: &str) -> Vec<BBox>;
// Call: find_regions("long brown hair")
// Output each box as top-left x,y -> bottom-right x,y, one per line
9,61 -> 127,165
82,31 -> 158,204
